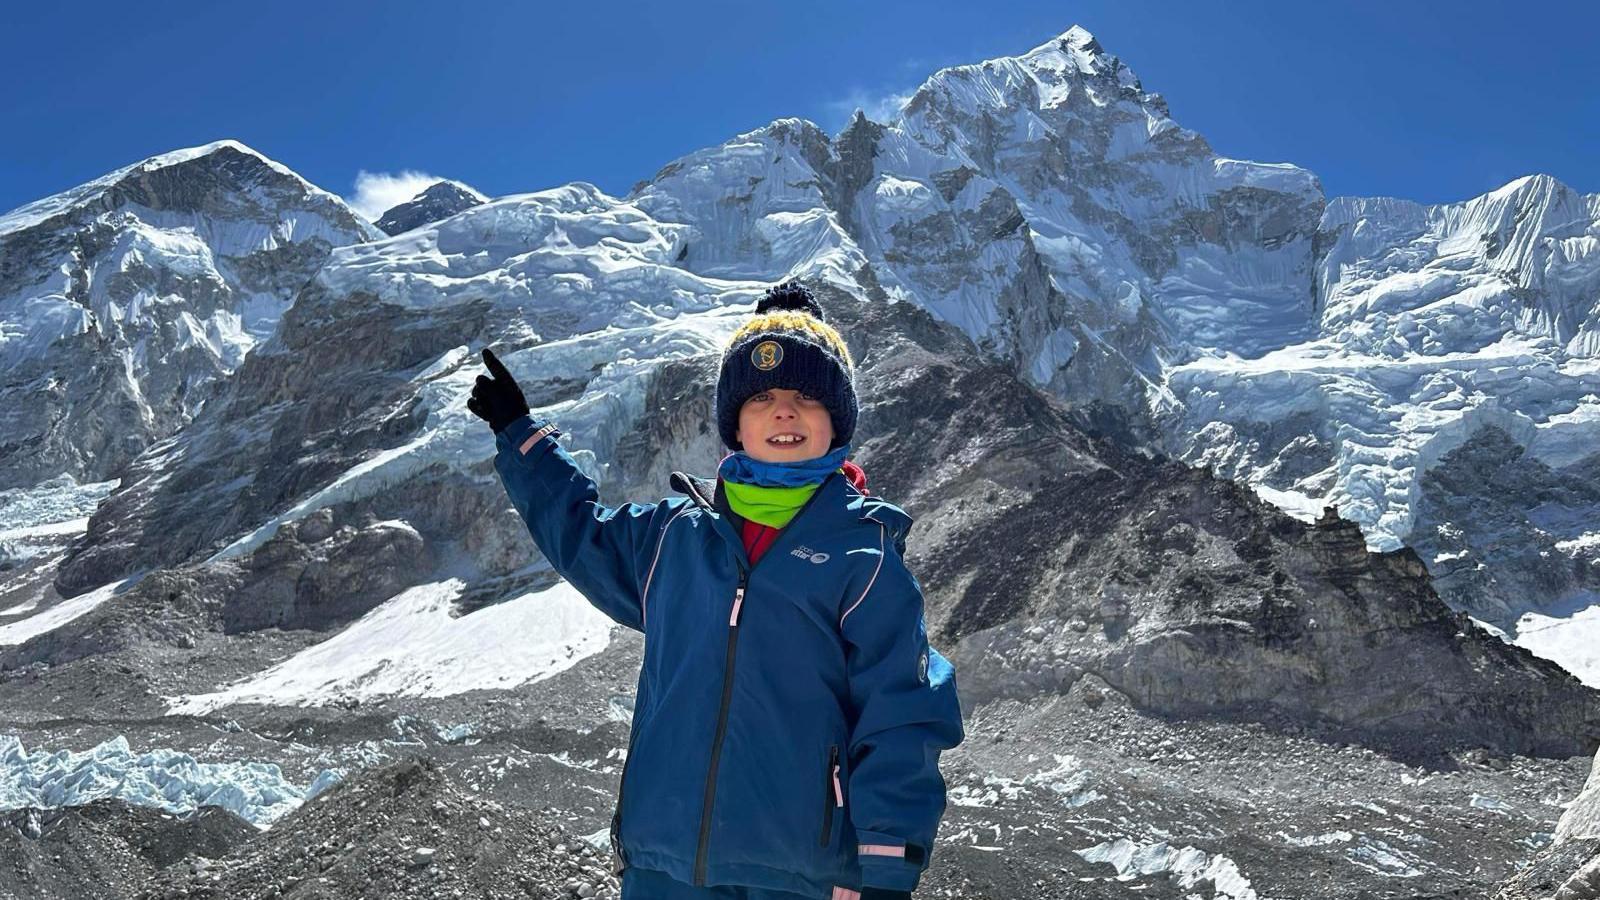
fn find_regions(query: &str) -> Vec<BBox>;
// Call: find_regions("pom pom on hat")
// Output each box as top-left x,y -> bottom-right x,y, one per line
754,281 -> 826,321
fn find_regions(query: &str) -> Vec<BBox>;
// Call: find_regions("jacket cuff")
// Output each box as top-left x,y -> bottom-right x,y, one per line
495,414 -> 561,463
856,831 -> 926,892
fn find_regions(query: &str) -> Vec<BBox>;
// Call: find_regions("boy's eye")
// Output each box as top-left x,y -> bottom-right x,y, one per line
751,392 -> 771,402
798,392 -> 818,402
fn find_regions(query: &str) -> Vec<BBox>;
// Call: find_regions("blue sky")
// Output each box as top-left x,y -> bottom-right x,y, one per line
3,1 -> 1596,217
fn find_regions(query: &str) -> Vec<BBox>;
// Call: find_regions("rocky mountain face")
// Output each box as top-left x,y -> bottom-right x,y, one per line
0,140 -> 380,492
3,23 -> 1600,900
374,180 -> 487,236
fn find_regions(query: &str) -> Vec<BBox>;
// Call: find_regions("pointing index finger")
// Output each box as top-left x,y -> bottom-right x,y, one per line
482,347 -> 512,382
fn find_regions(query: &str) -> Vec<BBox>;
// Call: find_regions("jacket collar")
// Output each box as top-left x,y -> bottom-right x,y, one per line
669,468 -> 911,545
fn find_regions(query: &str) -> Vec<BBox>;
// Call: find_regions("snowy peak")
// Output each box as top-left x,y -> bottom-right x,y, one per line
1317,172 -> 1600,354
374,179 -> 488,236
626,116 -> 860,284
1171,163 -> 1600,640
1447,174 -> 1589,268
0,139 -> 378,242
1019,25 -> 1117,80
900,22 -> 1162,137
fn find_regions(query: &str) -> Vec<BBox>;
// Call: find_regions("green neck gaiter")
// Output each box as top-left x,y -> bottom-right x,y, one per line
722,480 -> 822,528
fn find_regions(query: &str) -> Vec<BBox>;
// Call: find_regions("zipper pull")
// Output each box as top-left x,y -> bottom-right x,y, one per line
729,584 -> 746,627
829,744 -> 843,806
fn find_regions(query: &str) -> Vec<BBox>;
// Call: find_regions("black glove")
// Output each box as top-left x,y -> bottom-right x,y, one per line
860,890 -> 912,900
467,347 -> 530,434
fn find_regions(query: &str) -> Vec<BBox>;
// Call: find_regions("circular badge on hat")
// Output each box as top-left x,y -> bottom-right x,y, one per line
751,340 -> 783,371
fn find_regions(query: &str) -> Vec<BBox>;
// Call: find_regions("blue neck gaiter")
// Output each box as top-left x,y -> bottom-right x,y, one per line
718,444 -> 851,488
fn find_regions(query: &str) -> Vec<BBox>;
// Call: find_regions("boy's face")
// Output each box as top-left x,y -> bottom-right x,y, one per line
736,388 -> 835,463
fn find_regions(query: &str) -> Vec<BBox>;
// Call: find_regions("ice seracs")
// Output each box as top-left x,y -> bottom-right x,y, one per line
0,734 -> 338,828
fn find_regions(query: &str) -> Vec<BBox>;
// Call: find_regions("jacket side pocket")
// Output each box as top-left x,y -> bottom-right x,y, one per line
819,743 -> 842,847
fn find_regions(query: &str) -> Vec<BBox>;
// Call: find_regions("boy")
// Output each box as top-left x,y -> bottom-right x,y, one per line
469,282 -> 964,900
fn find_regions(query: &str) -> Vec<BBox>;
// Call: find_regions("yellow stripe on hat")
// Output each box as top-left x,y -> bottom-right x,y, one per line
727,311 -> 854,369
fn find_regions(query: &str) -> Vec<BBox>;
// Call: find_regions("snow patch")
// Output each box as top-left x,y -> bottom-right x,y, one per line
167,578 -> 612,714
1557,751 -> 1600,842
1346,836 -> 1425,878
0,575 -> 137,646
1510,593 -> 1600,688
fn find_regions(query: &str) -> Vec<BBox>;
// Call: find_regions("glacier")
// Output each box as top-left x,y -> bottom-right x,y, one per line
0,734 -> 339,828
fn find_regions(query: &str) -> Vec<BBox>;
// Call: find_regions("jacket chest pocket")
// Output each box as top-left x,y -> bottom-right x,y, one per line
819,743 -> 843,846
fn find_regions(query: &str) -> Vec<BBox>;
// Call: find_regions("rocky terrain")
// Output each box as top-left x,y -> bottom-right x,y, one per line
0,800 -> 255,900
1497,746 -> 1600,899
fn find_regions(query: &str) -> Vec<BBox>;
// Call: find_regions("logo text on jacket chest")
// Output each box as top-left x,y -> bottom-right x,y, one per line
790,546 -> 831,565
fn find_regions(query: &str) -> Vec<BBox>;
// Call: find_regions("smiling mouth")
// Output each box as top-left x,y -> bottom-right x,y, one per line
767,433 -> 807,446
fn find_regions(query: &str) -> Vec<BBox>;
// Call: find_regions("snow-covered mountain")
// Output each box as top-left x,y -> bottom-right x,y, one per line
1160,176 -> 1600,636
629,27 -> 1323,439
373,180 -> 487,236
625,26 -> 1600,676
0,140 -> 380,492
2,24 -> 1599,900
48,180 -> 748,597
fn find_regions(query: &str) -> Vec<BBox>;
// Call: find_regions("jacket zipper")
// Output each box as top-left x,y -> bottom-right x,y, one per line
690,472 -> 837,886
694,572 -> 746,884
820,743 -> 842,846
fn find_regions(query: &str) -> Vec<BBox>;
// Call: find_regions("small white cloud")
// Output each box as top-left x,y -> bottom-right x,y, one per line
345,170 -> 443,220
822,86 -> 916,130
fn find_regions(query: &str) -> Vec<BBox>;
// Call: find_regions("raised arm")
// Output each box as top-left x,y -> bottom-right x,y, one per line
472,348 -> 677,631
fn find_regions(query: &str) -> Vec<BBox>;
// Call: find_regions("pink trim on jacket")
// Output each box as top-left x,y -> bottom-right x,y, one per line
640,507 -> 690,629
518,422 -> 558,455
838,524 -> 886,627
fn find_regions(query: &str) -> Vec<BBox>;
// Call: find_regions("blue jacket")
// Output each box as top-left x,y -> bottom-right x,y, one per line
492,414 -> 964,898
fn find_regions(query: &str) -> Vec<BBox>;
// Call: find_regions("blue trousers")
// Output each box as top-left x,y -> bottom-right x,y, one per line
620,867 -> 822,900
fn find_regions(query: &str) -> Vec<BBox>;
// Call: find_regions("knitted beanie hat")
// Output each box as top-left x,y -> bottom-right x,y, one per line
715,281 -> 857,451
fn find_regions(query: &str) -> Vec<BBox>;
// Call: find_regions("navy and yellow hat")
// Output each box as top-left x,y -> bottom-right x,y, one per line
715,281 -> 857,450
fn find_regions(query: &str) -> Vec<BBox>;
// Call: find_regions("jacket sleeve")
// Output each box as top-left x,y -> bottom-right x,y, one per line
492,413 -> 678,632
840,539 -> 965,892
